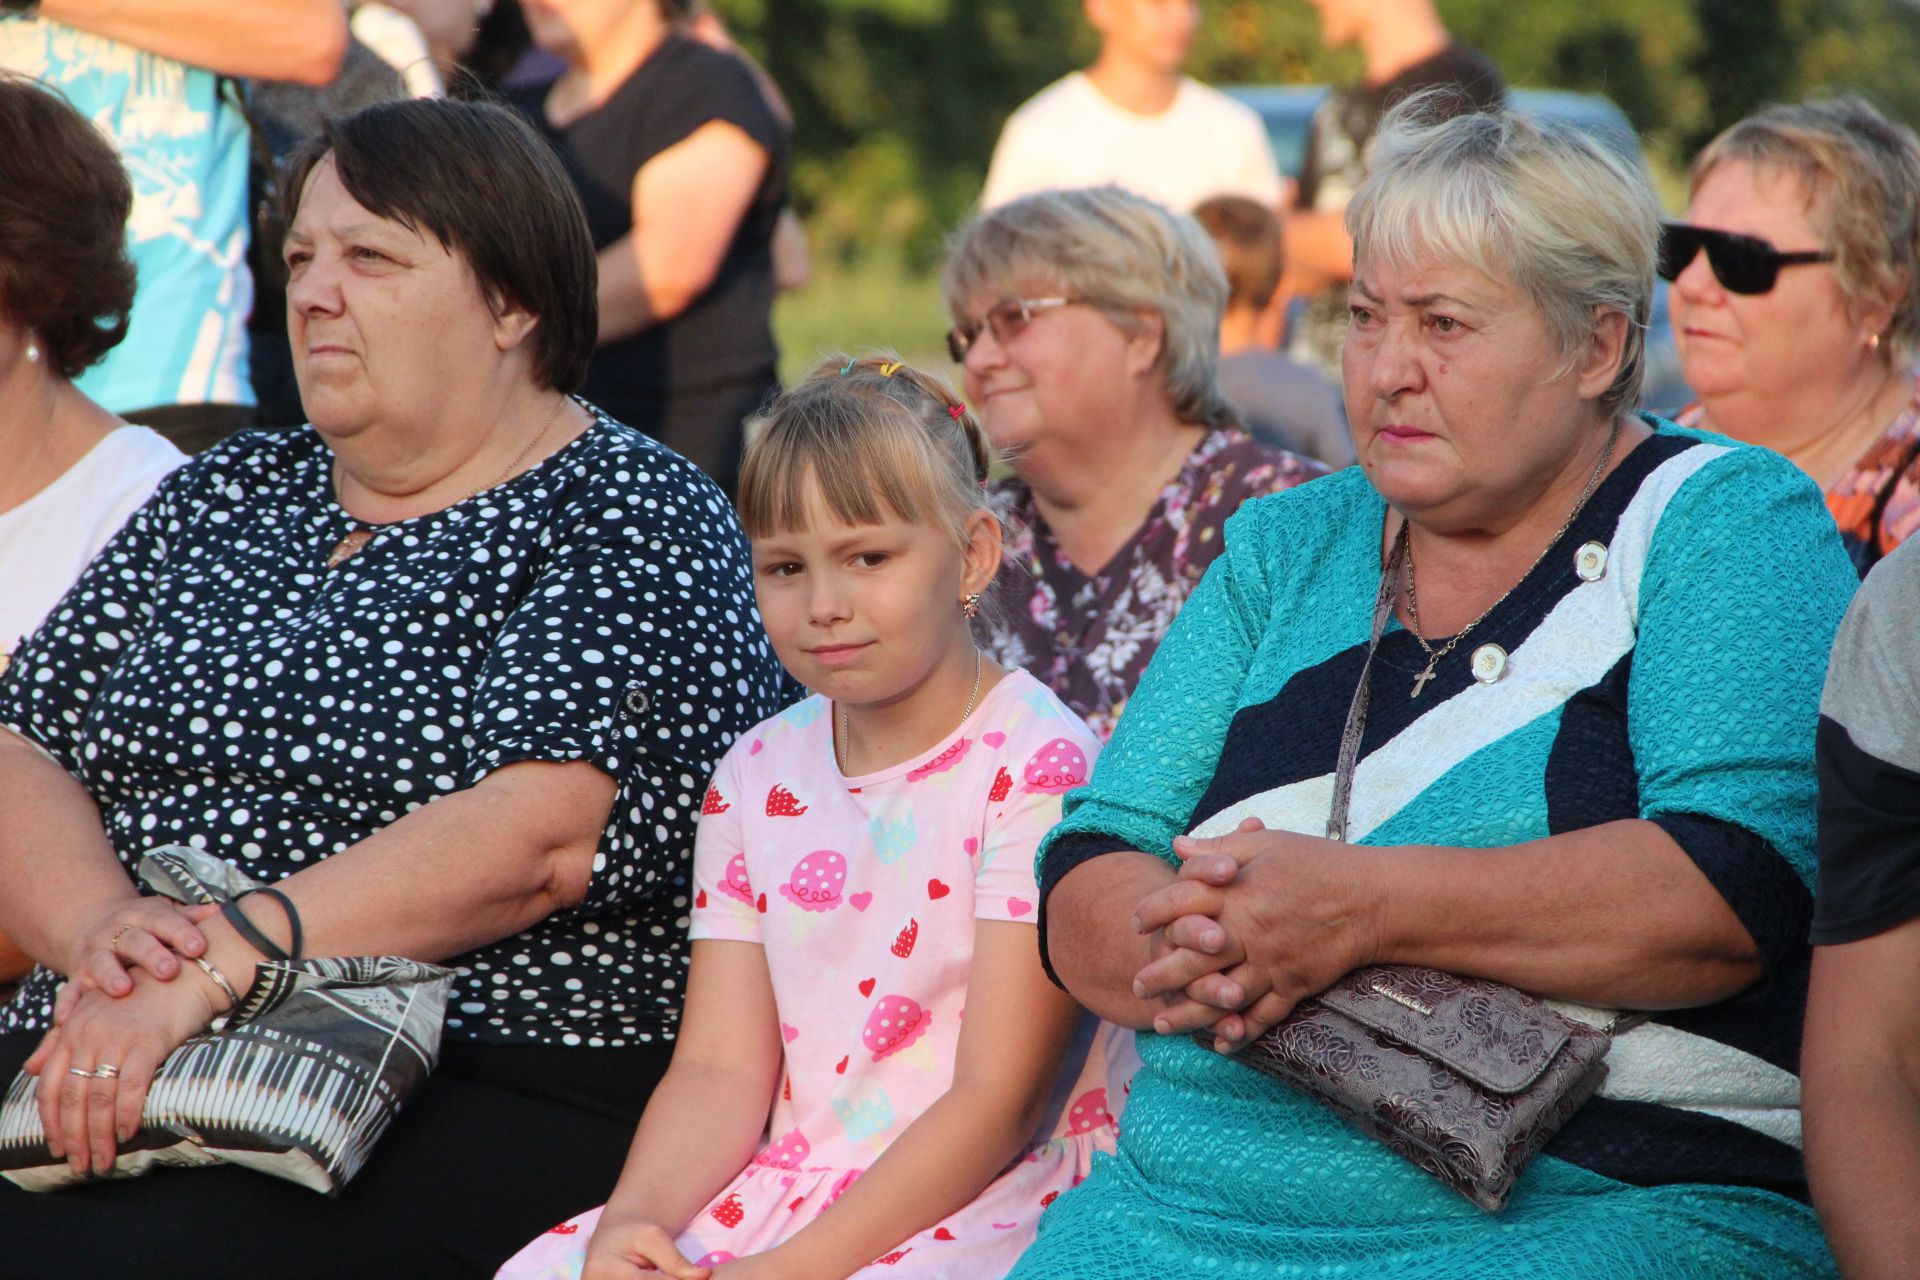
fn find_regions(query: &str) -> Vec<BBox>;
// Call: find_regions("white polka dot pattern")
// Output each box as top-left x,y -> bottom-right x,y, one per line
0,407 -> 791,1047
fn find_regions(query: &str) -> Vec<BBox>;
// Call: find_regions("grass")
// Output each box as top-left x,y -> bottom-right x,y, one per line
773,253 -> 954,387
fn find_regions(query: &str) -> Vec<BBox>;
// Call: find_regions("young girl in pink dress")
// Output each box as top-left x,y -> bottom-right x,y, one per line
497,357 -> 1125,1280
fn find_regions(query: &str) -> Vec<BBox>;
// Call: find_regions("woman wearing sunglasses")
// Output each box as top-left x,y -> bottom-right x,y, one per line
1668,97 -> 1920,576
940,186 -> 1324,743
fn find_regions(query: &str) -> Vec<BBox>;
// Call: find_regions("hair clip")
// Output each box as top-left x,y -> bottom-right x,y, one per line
949,402 -> 967,420
839,358 -> 858,376
879,361 -> 904,378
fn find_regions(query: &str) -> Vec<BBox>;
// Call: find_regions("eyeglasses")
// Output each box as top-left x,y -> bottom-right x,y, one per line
946,296 -> 1080,362
1657,222 -> 1834,295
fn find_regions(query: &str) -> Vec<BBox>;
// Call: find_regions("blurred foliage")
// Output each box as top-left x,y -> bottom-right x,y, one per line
773,251 -> 951,382
716,0 -> 1920,275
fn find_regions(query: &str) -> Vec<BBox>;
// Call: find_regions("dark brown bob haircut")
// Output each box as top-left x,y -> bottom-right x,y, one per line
278,97 -> 597,392
0,75 -> 136,379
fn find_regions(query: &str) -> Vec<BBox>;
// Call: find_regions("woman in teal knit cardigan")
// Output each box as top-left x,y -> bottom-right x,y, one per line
1012,98 -> 1853,1278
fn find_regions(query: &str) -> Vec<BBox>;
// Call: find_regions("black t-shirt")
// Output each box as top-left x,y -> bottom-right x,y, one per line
512,36 -> 790,418
1809,541 -> 1920,945
1288,44 -> 1505,375
1296,43 -> 1506,211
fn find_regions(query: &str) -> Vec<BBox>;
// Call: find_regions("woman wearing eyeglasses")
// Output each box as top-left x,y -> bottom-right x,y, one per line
941,186 -> 1324,743
1668,97 -> 1920,576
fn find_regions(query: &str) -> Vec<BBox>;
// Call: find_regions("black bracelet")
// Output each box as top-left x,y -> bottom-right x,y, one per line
249,887 -> 304,961
221,898 -> 290,963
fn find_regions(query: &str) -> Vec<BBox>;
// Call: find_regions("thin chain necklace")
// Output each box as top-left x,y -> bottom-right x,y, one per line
325,396 -> 569,571
1402,415 -> 1621,698
837,648 -> 983,776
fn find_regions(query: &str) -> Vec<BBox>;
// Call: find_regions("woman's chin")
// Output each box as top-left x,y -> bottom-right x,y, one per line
1362,455 -> 1459,512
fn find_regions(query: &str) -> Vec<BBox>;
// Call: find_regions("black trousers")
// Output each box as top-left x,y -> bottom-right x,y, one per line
0,1031 -> 670,1279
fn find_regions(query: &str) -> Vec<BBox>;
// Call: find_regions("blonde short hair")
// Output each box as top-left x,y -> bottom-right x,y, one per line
1691,97 -> 1920,362
1347,92 -> 1659,417
738,354 -> 994,553
941,185 -> 1236,429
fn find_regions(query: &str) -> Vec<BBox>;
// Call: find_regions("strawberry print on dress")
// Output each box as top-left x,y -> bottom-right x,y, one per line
497,669 -> 1130,1280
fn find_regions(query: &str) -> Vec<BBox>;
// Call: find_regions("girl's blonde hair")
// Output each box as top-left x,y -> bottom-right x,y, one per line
738,354 -> 995,551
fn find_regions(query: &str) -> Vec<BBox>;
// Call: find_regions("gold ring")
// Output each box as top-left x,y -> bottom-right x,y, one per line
110,924 -> 133,948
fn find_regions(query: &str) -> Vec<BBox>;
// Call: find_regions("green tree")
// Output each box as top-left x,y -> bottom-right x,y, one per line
714,0 -> 1920,268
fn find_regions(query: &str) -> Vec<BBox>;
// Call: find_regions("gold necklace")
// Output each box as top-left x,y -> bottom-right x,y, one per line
1402,415 -> 1621,699
837,649 -> 983,776
325,396 -> 569,571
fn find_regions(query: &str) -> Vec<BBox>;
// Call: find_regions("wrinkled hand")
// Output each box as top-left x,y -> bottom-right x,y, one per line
57,898 -> 213,1019
1124,818 -> 1263,1032
24,969 -> 221,1177
581,1218 -> 713,1280
1132,823 -> 1383,1050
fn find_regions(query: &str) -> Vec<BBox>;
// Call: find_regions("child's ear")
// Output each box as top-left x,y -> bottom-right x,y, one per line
960,508 -> 1002,600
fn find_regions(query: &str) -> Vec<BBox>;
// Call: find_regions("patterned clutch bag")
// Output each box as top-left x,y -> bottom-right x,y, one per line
0,847 -> 454,1196
1201,965 -> 1612,1211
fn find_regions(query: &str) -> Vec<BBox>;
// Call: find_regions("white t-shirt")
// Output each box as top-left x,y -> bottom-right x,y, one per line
980,72 -> 1284,212
0,425 -> 185,663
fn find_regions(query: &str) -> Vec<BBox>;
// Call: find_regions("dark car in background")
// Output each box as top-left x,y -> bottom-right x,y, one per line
1224,84 -> 1692,413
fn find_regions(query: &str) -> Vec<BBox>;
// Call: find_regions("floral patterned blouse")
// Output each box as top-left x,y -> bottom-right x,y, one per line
977,428 -> 1326,742
1676,372 -> 1920,577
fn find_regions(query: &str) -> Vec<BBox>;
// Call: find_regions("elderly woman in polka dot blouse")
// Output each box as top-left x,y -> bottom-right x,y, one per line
0,100 -> 787,1277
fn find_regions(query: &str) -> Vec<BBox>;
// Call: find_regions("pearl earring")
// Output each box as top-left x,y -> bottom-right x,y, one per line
1869,332 -> 1883,352
24,338 -> 39,364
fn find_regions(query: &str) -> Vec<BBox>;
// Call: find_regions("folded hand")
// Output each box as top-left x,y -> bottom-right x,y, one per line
24,968 -> 222,1177
56,898 -> 213,1021
1131,821 -> 1384,1049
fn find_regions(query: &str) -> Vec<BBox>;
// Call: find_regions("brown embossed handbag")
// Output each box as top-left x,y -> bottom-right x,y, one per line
1196,527 -> 1623,1212
1198,966 -> 1613,1210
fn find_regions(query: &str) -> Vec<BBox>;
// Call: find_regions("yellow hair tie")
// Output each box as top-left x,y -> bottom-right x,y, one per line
879,361 -> 904,378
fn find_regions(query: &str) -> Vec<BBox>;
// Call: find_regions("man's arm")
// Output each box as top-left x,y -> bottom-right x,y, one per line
38,0 -> 348,85
1804,919 -> 1920,1279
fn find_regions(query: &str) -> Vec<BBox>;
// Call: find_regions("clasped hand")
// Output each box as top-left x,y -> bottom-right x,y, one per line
52,897 -> 217,1024
22,897 -> 222,1177
1129,818 -> 1384,1052
24,966 -> 223,1177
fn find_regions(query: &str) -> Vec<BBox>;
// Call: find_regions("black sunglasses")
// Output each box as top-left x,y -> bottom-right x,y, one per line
1657,222 -> 1834,295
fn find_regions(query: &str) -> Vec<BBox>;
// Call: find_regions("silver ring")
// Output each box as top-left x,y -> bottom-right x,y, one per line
92,1065 -> 121,1080
68,1067 -> 95,1079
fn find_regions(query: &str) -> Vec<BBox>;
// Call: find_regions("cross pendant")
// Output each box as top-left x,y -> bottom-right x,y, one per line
1411,666 -> 1436,699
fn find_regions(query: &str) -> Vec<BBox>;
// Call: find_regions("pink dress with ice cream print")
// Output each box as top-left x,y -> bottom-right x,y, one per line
498,669 -> 1130,1280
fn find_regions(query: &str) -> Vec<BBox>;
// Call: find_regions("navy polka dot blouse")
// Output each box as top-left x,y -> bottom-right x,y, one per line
0,408 -> 790,1047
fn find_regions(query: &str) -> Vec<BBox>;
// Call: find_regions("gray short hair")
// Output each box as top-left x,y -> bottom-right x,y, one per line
1691,97 -> 1920,363
1347,93 -> 1659,417
941,185 -> 1236,429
